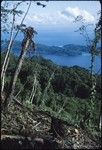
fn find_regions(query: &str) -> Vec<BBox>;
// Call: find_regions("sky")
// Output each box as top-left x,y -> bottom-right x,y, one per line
24,1 -> 100,27
2,1 -> 101,46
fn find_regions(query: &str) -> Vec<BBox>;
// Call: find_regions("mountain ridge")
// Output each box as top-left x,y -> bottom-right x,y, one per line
1,41 -> 88,56
1,40 -> 100,56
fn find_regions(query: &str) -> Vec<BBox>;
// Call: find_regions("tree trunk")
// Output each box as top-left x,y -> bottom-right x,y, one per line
1,7 -> 15,92
1,1 -> 32,94
1,56 -> 10,92
29,75 -> 37,103
3,39 -> 30,109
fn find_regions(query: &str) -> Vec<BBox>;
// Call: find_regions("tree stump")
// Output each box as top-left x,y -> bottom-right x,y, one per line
50,117 -> 66,138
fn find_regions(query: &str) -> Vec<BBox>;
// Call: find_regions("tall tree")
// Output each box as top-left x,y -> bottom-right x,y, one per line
1,0 -> 47,94
1,1 -> 31,93
3,27 -> 37,109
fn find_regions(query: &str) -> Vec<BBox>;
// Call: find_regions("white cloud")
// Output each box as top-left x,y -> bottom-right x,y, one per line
57,11 -> 74,23
61,7 -> 95,23
26,11 -> 74,26
26,15 -> 43,23
24,7 -> 95,27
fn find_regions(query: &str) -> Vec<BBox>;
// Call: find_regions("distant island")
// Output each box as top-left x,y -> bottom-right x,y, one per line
1,40 -> 101,56
36,43 -> 89,56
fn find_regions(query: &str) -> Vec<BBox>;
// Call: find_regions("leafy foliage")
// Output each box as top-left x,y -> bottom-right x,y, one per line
1,52 -> 101,133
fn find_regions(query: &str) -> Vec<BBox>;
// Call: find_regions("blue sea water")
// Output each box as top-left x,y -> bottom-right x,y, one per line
41,53 -> 101,74
2,31 -> 87,46
2,32 -> 101,74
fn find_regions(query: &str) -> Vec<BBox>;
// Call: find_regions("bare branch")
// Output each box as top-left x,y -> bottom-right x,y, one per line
1,1 -> 32,94
29,74 -> 38,103
1,5 -> 15,92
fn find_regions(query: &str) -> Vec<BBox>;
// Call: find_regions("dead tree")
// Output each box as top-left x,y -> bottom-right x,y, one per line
1,1 -> 32,93
3,27 -> 37,110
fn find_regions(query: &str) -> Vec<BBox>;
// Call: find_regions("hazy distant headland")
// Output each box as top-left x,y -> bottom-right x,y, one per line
1,40 -> 101,56
1,40 -> 101,74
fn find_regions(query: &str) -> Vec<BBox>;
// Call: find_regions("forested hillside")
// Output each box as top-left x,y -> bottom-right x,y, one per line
1,52 -> 101,149
1,1 -> 101,149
